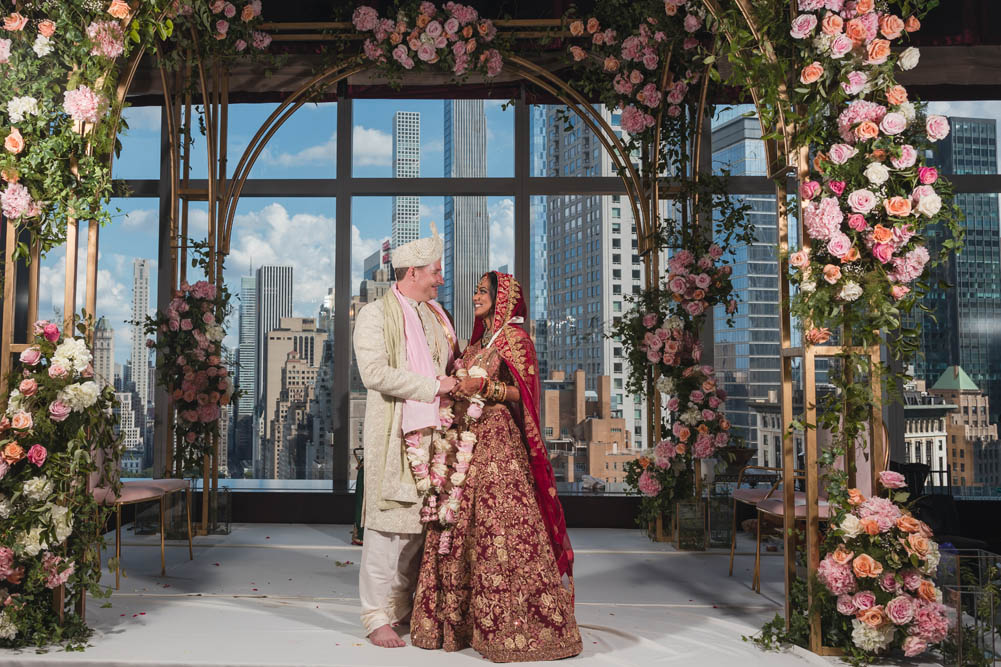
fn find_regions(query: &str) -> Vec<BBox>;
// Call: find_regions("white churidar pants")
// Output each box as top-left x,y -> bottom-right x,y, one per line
359,528 -> 425,635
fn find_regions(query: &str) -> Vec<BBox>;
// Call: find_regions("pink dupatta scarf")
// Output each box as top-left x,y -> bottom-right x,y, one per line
391,283 -> 457,435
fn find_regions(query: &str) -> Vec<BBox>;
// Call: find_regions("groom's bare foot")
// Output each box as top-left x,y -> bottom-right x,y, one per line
368,624 -> 406,648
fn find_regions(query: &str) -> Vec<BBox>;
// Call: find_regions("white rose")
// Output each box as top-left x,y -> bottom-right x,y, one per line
898,47 -> 920,71
48,504 -> 73,544
0,495 -> 11,519
0,611 -> 16,640
17,526 -> 47,557
32,34 -> 52,57
916,193 -> 942,218
206,324 -> 225,341
5,389 -> 23,416
6,96 -> 39,124
800,280 -> 817,293
656,376 -> 675,395
459,431 -> 477,445
667,316 -> 683,329
22,475 -> 53,502
840,513 -> 863,538
864,162 -> 890,186
898,101 -> 916,122
838,281 -> 863,302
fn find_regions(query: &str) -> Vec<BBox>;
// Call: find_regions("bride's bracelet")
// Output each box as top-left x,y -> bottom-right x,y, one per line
491,380 -> 506,402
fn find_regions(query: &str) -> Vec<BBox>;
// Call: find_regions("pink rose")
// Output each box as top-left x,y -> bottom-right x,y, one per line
847,214 -> 868,232
873,243 -> 894,264
234,39 -> 247,51
828,180 -> 846,197
48,400 -> 72,422
684,301 -> 705,316
836,594 -> 857,615
829,34 -> 853,58
800,180 -> 821,200
918,167 -> 938,184
668,276 -> 688,294
827,233 -> 852,258
667,397 -> 680,411
879,572 -> 900,593
879,112 -> 907,135
891,284 -> 910,300
223,2 -> 235,18
26,444 -> 46,467
790,14 -> 818,39
466,402 -> 483,419
828,143 -> 858,165
216,19 -> 229,35
891,144 -> 917,169
852,590 -> 876,610
181,319 -> 193,331
683,14 -> 701,33
18,378 -> 37,396
646,349 -> 661,363
879,470 -> 907,488
847,189 -> 877,214
925,115 -> 950,142
42,323 -> 59,342
19,346 -> 42,366
642,313 -> 658,328
902,636 -> 927,658
48,364 -> 67,379
886,595 -> 915,625
842,70 -> 867,96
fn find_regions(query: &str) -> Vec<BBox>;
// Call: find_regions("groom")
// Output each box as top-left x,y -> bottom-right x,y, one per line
352,223 -> 458,648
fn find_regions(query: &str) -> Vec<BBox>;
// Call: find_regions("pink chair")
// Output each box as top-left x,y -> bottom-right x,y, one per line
728,466 -> 799,577
752,491 -> 832,593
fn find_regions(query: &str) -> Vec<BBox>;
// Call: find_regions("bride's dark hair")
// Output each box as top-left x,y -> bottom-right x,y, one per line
481,271 -> 498,319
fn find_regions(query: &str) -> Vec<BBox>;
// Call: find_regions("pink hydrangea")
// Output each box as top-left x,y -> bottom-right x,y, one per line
252,31 -> 272,50
0,38 -> 10,64
639,83 -> 662,108
86,20 -> 125,59
483,49 -> 503,77
911,601 -> 950,643
1,181 -> 34,219
857,495 -> 903,532
887,246 -> 929,284
803,197 -> 844,241
620,104 -> 654,133
818,554 -> 857,595
352,6 -> 379,31
63,85 -> 107,124
837,100 -> 886,143
638,470 -> 662,497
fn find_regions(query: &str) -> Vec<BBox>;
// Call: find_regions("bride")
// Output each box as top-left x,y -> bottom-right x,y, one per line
410,271 -> 582,662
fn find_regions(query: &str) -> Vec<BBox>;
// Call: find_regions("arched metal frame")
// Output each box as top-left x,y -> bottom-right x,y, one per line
0,9 -> 875,652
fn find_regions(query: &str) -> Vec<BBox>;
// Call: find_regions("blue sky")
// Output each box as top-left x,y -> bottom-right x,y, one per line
38,98 -> 1000,364
39,100 -> 517,362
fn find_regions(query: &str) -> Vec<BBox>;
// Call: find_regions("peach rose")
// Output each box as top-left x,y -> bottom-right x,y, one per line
917,580 -> 937,602
821,13 -> 844,35
896,515 -> 922,533
860,518 -> 881,536
241,5 -> 255,22
840,247 -> 860,263
1,168 -> 18,183
886,85 -> 908,106
822,263 -> 842,284
845,18 -> 867,44
872,224 -> 894,243
905,532 -> 930,558
879,15 -> 905,40
586,18 -> 599,34
3,12 -> 28,31
675,443 -> 687,455
638,455 -> 650,469
603,56 -> 619,72
10,411 -> 32,431
916,520 -> 933,538
866,39 -> 891,64
855,0 -> 874,12
854,121 -> 880,141
852,553 -> 884,578
108,0 -> 131,19
4,128 -> 24,155
1,443 -> 25,464
869,148 -> 887,162
38,19 -> 56,38
664,3 -> 677,16
805,327 -> 832,345
832,545 -> 854,565
416,14 -> 430,29
462,25 -> 473,39
848,488 -> 865,506
857,605 -> 887,628
884,197 -> 912,217
904,16 -> 921,32
800,61 -> 824,85
569,20 -> 584,37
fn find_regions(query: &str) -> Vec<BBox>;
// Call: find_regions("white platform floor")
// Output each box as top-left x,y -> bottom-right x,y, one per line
0,523 -> 931,666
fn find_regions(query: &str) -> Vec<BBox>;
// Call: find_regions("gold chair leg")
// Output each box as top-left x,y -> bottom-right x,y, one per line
159,496 -> 166,577
185,487 -> 193,560
728,499 -> 739,576
753,509 -> 762,594
115,505 -> 121,590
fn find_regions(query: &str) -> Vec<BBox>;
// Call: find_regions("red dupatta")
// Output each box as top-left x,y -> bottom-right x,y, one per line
469,272 -> 574,578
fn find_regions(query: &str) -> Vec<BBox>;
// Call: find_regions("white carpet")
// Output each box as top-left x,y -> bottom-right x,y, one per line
0,524 -> 852,666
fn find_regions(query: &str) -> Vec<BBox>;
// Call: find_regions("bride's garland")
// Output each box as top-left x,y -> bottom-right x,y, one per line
404,359 -> 486,554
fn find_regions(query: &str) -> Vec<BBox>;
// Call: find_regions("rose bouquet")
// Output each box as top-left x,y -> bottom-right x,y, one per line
352,3 -> 504,80
815,470 -> 950,659
0,320 -> 121,647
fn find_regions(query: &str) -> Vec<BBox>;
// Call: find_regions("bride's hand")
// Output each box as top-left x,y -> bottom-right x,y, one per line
454,376 -> 483,398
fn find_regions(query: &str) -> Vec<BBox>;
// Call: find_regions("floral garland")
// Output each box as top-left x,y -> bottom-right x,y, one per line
0,321 -> 121,648
815,471 -> 948,657
0,2 -> 174,257
143,273 -> 233,476
352,3 -> 504,81
407,361 -> 485,555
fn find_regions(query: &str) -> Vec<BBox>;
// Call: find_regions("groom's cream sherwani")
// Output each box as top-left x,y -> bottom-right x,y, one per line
353,291 -> 453,634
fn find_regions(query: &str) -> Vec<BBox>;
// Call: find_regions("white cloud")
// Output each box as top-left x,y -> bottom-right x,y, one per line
423,138 -> 444,154
353,126 -> 392,166
488,198 -> 515,272
261,132 -> 336,167
118,208 -> 156,229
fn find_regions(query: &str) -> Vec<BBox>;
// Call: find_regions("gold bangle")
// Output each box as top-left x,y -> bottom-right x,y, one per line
495,381 -> 507,402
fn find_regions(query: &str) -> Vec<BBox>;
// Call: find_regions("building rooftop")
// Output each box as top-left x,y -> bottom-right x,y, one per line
931,365 -> 981,392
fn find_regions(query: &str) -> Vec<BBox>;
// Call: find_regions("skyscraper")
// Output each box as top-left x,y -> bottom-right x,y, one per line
543,106 -> 651,448
131,259 -> 151,410
93,316 -> 115,388
254,265 -> 293,475
922,116 -> 1001,423
710,110 -> 781,449
391,111 -> 420,251
531,105 -> 549,379
442,100 -> 489,339
235,274 -> 257,465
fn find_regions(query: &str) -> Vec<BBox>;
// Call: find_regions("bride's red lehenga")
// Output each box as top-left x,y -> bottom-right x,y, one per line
411,274 -> 582,663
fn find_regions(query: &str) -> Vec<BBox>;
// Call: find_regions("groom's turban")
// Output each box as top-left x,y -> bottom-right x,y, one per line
391,221 -> 443,268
